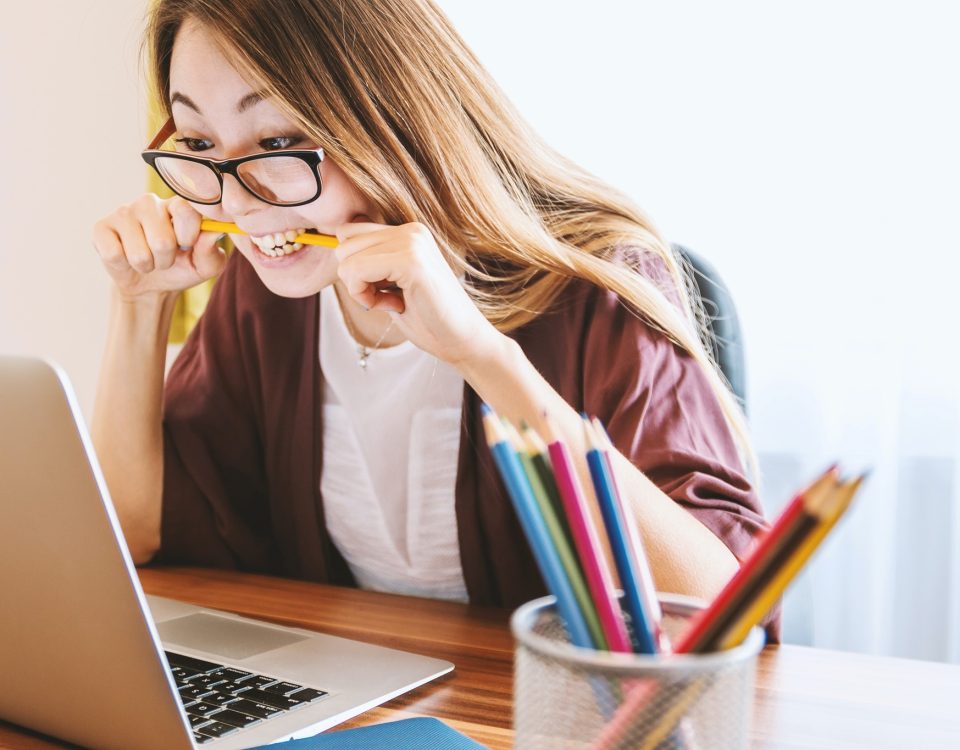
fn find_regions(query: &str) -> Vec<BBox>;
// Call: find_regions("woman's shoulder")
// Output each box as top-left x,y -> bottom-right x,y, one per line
522,245 -> 688,345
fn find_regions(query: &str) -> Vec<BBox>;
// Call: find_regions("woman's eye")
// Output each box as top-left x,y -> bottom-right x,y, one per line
173,137 -> 213,152
260,136 -> 303,150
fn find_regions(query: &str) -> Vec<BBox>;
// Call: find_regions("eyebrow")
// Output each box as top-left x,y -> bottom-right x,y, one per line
169,90 -> 266,115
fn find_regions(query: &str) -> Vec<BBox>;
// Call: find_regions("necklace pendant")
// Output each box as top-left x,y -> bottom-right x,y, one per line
357,345 -> 369,370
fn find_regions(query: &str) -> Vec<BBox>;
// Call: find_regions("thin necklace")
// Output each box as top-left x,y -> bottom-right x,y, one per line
333,287 -> 396,370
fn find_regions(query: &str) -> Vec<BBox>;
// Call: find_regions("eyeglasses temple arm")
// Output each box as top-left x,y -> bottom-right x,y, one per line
147,116 -> 177,150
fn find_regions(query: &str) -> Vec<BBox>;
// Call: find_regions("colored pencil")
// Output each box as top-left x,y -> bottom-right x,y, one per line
503,420 -> 607,650
542,414 -> 634,654
672,465 -> 839,654
520,422 -> 575,550
591,417 -> 667,652
583,416 -> 658,654
717,474 -> 865,650
590,467 -> 860,750
199,219 -> 339,248
480,406 -> 594,649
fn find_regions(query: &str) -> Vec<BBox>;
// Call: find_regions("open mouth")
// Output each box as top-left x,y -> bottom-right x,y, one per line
248,229 -> 311,258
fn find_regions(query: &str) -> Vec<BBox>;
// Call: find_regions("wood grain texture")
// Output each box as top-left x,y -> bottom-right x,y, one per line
2,567 -> 960,749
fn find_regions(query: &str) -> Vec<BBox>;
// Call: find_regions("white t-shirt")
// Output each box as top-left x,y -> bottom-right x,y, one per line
318,285 -> 468,601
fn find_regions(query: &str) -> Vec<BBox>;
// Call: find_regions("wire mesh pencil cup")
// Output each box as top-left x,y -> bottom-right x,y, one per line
511,594 -> 764,750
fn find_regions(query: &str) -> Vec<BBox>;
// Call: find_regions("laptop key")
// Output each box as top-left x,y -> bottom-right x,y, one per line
288,687 -> 327,703
228,699 -> 285,719
262,681 -> 305,697
188,674 -> 229,690
193,731 -> 215,744
238,688 -> 309,710
179,685 -> 215,701
186,702 -> 223,718
212,709 -> 261,729
216,683 -> 252,697
206,692 -> 240,707
195,721 -> 240,739
216,667 -> 253,682
165,652 -> 222,674
188,714 -> 212,728
242,675 -> 278,690
172,665 -> 202,680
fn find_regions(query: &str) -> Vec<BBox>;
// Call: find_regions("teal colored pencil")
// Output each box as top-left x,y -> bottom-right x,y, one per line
504,421 -> 608,650
481,407 -> 594,649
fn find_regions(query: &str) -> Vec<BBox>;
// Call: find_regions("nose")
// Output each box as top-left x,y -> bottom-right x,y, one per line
219,172 -> 266,218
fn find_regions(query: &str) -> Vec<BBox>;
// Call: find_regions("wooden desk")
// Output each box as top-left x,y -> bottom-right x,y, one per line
2,567 -> 960,749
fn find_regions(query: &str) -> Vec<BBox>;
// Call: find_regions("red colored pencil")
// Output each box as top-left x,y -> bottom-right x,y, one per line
672,465 -> 839,654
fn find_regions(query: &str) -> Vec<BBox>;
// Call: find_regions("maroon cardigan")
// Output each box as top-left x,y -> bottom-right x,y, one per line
158,251 -> 778,638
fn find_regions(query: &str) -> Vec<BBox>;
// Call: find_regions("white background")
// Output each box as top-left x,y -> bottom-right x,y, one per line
1,1 -> 958,660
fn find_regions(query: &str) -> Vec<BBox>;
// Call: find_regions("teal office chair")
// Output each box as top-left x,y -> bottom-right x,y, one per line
672,245 -> 747,412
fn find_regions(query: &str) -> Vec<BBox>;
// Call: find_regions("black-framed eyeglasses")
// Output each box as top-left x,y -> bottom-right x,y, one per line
141,117 -> 325,207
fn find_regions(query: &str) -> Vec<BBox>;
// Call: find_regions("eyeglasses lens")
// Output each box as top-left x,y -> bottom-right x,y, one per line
154,157 -> 221,203
237,157 -> 318,205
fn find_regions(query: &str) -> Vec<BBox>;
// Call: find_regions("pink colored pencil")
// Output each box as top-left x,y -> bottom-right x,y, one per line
542,414 -> 633,653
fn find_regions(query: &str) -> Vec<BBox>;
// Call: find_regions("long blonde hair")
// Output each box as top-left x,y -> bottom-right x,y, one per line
146,0 -> 756,475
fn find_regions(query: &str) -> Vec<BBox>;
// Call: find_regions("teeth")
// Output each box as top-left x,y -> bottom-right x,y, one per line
249,229 -> 308,258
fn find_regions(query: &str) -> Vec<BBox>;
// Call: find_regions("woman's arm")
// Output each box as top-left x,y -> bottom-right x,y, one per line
90,194 -> 225,563
91,292 -> 178,563
457,334 -> 740,601
333,220 -> 746,601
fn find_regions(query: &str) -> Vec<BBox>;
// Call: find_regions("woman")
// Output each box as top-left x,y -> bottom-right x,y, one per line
91,0 -> 772,628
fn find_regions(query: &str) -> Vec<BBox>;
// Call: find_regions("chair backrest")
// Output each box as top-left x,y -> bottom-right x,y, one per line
671,244 -> 747,411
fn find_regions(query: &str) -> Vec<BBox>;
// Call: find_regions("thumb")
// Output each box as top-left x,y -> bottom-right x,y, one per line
190,231 -> 228,280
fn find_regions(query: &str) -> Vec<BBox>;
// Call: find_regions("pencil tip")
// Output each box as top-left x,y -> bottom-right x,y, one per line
581,415 -> 597,445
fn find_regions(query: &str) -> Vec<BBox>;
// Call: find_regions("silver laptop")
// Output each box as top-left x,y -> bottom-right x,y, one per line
0,356 -> 453,750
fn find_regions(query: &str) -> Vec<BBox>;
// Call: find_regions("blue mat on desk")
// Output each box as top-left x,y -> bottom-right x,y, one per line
248,717 -> 488,749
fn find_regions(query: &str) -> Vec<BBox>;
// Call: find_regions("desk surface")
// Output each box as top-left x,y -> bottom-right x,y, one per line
2,567 -> 960,749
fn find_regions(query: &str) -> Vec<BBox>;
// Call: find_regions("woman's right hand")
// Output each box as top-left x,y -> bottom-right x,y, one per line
92,193 -> 227,300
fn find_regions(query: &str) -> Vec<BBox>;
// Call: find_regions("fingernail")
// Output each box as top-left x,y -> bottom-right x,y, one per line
178,244 -> 191,252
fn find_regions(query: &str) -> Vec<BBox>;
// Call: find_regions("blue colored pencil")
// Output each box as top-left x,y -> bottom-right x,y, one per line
481,405 -> 595,649
591,417 -> 667,652
582,416 -> 658,654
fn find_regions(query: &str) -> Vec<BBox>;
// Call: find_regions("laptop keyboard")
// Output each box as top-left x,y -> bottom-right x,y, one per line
165,651 -> 328,745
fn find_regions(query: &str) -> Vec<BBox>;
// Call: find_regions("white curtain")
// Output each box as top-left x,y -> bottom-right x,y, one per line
437,0 -> 960,661
761,270 -> 960,660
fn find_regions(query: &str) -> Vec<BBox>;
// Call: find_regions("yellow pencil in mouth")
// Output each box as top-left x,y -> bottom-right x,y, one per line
200,219 -> 339,248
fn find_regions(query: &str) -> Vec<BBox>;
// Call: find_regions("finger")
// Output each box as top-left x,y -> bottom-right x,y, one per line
337,246 -> 405,300
138,198 -> 179,271
367,288 -> 405,314
92,221 -> 131,274
113,210 -> 156,274
188,230 -> 227,280
335,220 -> 389,243
167,196 -> 203,252
334,223 -> 404,262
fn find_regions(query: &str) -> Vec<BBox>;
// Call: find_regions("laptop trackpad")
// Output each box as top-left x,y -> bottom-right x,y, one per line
158,612 -> 308,661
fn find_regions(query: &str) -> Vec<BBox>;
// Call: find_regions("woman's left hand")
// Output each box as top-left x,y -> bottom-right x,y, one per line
334,220 -> 502,367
